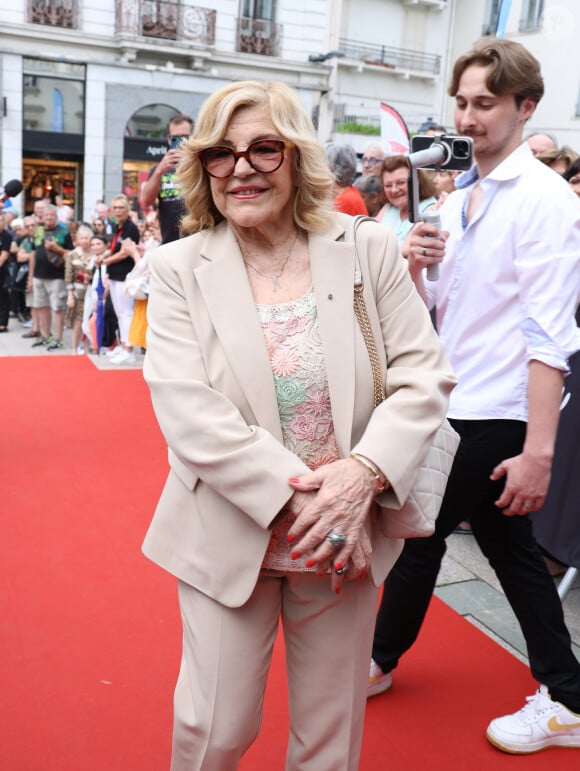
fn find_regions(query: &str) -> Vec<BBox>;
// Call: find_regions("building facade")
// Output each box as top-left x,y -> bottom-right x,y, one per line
1,0 -> 579,222
1,0 -> 330,220
446,0 -> 580,150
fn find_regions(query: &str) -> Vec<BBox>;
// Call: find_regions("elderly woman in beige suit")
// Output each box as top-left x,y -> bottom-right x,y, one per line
142,80 -> 456,771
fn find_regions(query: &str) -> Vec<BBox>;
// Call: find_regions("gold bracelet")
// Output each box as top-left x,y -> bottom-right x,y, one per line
349,453 -> 389,494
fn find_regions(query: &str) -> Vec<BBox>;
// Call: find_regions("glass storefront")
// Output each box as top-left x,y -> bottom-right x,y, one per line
22,58 -> 86,219
123,104 -> 181,214
23,58 -> 85,134
22,160 -> 81,217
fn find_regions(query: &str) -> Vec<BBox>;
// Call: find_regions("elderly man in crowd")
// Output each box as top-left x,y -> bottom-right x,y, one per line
29,203 -> 73,350
360,141 -> 386,177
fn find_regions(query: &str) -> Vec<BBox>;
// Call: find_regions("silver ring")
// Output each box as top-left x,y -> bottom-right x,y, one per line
522,502 -> 531,509
327,529 -> 347,547
335,562 -> 349,575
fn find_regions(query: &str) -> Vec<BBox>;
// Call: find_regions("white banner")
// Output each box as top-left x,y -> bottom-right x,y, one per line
380,102 -> 410,155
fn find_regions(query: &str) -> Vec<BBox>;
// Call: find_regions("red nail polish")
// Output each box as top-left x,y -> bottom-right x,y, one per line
287,534 -> 295,543
290,551 -> 300,560
334,561 -> 343,571
335,586 -> 342,595
288,477 -> 300,483
305,558 -> 316,568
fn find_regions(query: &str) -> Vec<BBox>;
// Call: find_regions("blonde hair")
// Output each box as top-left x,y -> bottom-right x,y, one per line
177,81 -> 335,234
110,194 -> 130,211
536,145 -> 579,171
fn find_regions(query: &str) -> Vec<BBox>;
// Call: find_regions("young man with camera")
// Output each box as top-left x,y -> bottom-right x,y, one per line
369,38 -> 580,754
140,114 -> 193,244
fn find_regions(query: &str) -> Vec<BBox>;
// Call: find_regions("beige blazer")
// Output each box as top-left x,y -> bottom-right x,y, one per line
142,213 -> 456,607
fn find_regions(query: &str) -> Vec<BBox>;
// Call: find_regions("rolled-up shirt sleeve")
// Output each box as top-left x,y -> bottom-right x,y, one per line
516,193 -> 580,373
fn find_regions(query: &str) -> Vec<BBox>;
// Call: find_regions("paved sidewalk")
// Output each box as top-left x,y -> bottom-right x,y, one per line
438,530 -> 580,665
0,317 -> 144,369
2,316 -> 579,669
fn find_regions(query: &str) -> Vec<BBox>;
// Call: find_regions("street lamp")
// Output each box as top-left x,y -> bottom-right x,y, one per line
308,50 -> 345,63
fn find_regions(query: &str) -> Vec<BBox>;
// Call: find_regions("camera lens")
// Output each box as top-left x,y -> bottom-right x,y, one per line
452,139 -> 471,159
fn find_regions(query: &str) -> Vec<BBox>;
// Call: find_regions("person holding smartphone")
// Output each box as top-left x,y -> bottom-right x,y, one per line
30,203 -> 73,349
140,113 -> 193,244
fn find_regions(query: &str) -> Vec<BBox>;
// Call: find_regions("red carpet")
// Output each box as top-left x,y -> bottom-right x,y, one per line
1,357 -> 577,770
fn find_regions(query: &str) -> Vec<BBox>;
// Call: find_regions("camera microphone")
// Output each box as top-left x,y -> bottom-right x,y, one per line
423,209 -> 441,281
0,179 -> 23,203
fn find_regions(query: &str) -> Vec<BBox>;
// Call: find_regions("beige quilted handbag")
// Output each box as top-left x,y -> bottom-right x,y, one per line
350,216 -> 460,539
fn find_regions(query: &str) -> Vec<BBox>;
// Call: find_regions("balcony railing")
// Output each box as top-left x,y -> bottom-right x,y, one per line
28,0 -> 77,28
116,0 -> 216,45
338,38 -> 440,76
236,17 -> 281,57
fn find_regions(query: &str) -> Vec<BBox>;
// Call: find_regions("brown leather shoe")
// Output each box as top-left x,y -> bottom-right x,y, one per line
22,329 -> 41,338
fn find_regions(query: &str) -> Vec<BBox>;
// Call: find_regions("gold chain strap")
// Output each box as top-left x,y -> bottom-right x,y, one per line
353,285 -> 386,407
350,216 -> 386,407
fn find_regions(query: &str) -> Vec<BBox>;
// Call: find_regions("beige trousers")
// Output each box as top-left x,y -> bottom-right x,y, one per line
171,573 -> 379,771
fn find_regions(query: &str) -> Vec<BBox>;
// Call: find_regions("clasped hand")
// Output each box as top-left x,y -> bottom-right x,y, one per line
286,457 -> 377,593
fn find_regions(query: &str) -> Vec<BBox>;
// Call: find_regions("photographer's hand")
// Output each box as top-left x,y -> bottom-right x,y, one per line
406,221 -> 447,301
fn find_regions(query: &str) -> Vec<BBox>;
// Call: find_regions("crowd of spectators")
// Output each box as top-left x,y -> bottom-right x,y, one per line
0,193 -> 160,363
2,125 -> 579,367
325,129 -> 580,239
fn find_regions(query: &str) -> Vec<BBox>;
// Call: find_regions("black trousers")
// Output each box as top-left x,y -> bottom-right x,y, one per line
0,264 -> 10,327
373,419 -> 580,711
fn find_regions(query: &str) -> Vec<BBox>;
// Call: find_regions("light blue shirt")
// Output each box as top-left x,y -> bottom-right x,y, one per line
380,197 -> 437,246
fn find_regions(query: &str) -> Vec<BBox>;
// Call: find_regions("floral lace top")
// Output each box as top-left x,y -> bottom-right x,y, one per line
258,287 -> 340,573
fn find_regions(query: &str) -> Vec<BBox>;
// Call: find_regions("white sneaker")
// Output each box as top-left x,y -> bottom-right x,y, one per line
110,348 -> 136,365
486,685 -> 580,753
105,347 -> 121,357
367,659 -> 393,698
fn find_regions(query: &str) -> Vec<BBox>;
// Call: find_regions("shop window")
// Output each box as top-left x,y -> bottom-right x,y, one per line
22,159 -> 81,218
126,103 -> 181,140
124,104 -> 184,214
23,59 -> 85,133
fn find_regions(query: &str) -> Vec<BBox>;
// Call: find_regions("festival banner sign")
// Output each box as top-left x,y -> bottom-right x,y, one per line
380,102 -> 410,155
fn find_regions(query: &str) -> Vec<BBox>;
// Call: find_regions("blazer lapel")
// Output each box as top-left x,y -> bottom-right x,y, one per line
309,227 -> 356,457
194,226 -> 284,441
194,220 -> 358,454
